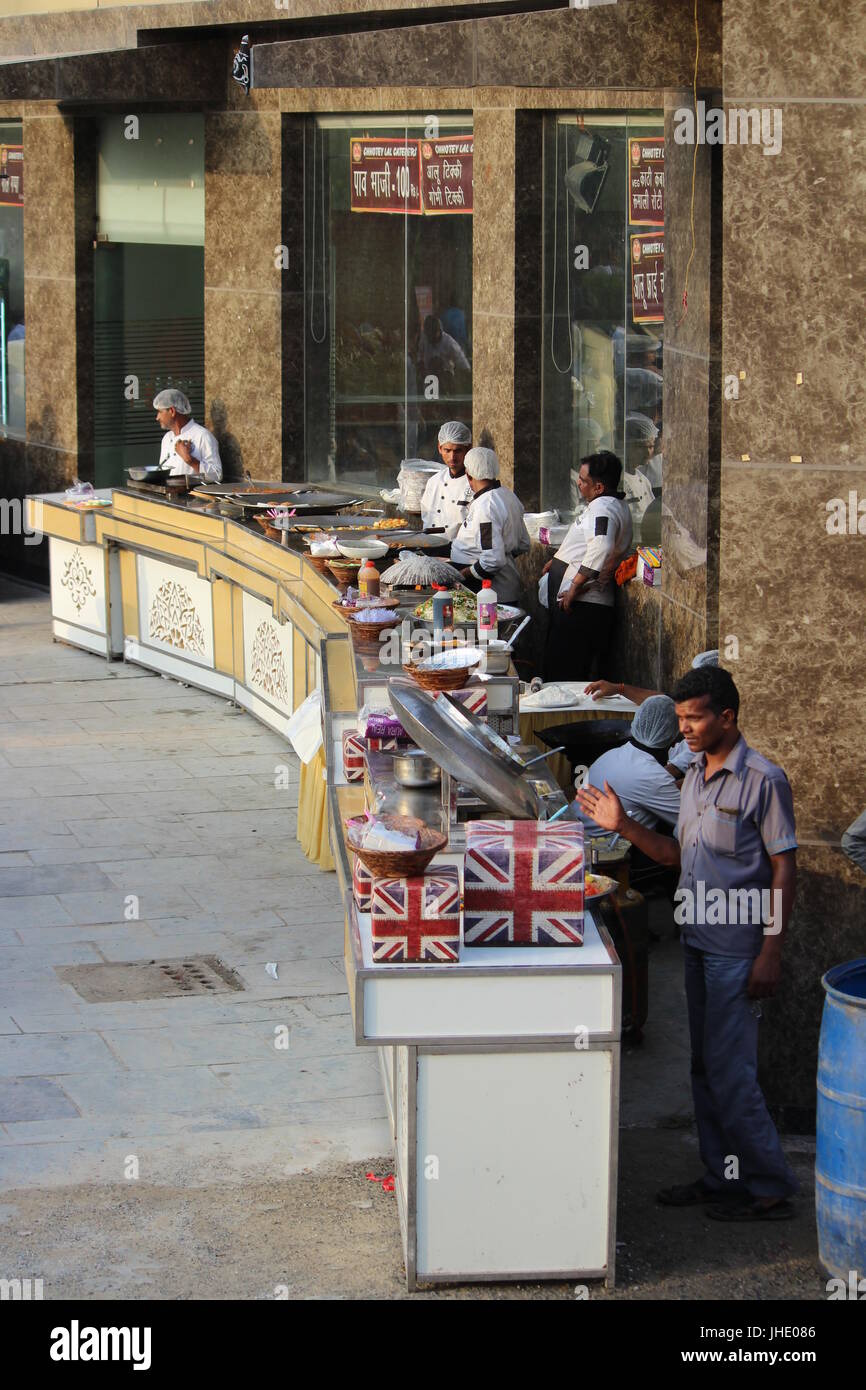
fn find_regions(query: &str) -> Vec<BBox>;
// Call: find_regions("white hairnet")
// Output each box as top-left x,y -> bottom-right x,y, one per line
692,649 -> 720,668
632,695 -> 679,749
153,389 -> 192,415
438,420 -> 472,446
625,412 -> 659,442
464,446 -> 500,481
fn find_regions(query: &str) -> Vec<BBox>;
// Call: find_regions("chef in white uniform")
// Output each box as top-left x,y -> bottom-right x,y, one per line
154,389 -> 222,482
420,420 -> 473,540
450,447 -> 530,604
542,450 -> 632,680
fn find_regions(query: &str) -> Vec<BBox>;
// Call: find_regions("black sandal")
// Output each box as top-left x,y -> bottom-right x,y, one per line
706,1198 -> 795,1222
656,1179 -> 737,1207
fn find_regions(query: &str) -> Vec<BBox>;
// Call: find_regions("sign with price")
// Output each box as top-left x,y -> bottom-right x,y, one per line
630,232 -> 664,324
0,144 -> 24,207
628,138 -> 664,226
349,138 -> 422,215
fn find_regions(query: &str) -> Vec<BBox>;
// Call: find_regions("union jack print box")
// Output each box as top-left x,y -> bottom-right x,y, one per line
464,820 -> 585,946
371,866 -> 460,964
365,735 -> 412,752
342,730 -> 366,783
450,686 -> 488,718
353,856 -> 373,912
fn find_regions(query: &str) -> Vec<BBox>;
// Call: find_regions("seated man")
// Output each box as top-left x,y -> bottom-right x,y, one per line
153,389 -> 222,482
450,447 -> 530,604
586,649 -> 720,780
571,695 -> 681,835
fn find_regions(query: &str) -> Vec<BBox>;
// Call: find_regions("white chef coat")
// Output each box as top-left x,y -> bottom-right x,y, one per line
553,494 -> 633,607
573,740 -> 681,835
159,420 -> 223,482
420,466 -> 473,540
450,482 -> 531,604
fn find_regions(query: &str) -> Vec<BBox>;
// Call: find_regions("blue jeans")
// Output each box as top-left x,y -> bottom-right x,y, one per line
684,946 -> 799,1200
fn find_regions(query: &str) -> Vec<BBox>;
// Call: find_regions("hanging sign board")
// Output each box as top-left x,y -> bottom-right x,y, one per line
630,232 -> 664,324
628,138 -> 664,226
350,139 -> 422,215
0,145 -> 24,207
419,136 -> 473,214
350,135 -> 473,215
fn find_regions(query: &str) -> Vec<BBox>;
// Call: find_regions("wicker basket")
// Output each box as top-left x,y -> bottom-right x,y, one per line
307,554 -> 333,574
255,516 -> 282,542
332,596 -> 400,618
402,658 -> 480,691
345,813 -> 447,878
350,615 -> 403,642
327,561 -> 361,586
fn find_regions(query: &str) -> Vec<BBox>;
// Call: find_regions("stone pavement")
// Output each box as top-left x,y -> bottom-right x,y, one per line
0,575 -> 390,1193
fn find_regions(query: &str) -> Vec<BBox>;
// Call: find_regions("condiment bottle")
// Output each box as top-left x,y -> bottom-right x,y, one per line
477,578 -> 498,643
431,584 -> 453,646
358,558 -> 380,599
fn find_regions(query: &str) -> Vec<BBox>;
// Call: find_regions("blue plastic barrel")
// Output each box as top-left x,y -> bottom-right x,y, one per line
816,958 -> 866,1281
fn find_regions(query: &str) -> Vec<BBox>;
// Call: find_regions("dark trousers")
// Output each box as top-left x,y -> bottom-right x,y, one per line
543,559 -> 615,681
684,946 -> 799,1199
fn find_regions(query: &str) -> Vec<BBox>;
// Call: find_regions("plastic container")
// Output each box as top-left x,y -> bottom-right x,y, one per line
477,579 -> 498,642
816,957 -> 866,1282
357,558 -> 380,599
431,584 -> 453,642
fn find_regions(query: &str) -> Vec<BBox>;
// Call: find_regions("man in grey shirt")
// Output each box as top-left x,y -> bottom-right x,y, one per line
578,665 -> 799,1220
842,809 -> 866,873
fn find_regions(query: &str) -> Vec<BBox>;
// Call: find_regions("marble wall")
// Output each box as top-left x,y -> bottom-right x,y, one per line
204,108 -> 283,480
720,0 -> 866,1116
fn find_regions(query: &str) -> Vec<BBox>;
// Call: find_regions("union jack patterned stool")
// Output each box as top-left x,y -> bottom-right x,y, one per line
342,729 -> 366,783
353,855 -> 374,912
449,686 -> 488,718
370,866 -> 460,963
464,820 -> 585,946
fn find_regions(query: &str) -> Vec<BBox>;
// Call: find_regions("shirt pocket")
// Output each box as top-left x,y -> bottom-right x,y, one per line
703,804 -> 741,856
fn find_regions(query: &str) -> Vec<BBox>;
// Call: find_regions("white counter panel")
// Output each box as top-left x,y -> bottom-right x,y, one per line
49,538 -> 107,636
136,555 -> 215,669
415,1049 -> 613,1278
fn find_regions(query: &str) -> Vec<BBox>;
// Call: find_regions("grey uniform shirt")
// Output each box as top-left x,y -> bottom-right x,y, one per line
675,734 -> 798,957
842,809 -> 866,874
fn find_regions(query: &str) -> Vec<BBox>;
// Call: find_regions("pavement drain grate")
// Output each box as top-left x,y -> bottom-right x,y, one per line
57,956 -> 245,1003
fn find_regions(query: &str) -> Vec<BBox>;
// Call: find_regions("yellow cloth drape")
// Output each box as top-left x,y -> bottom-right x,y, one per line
297,744 -> 335,871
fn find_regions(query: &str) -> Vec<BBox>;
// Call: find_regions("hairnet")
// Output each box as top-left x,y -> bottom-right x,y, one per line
438,420 -> 472,446
464,446 -> 500,481
691,649 -> 720,669
625,412 -> 658,442
153,389 -> 192,415
632,694 -> 679,749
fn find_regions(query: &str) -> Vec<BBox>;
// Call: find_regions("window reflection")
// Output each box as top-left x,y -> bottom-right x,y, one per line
304,116 -> 474,490
541,114 -> 664,543
0,120 -> 24,440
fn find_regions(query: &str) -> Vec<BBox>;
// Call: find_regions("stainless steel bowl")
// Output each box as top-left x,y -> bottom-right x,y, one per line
392,749 -> 441,788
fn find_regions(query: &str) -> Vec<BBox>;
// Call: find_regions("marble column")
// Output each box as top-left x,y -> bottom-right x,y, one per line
204,96 -> 283,481
719,0 -> 866,1121
472,103 -> 516,487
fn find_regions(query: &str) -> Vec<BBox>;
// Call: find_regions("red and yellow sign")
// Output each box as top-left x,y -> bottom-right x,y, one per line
630,233 -> 664,324
0,144 -> 24,208
350,135 -> 473,215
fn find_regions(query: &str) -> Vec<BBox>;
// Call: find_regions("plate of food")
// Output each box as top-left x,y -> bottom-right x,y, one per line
584,872 -> 618,901
413,588 -> 524,625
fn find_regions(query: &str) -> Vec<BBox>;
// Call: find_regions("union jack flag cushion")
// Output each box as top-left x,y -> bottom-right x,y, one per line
353,855 -> 373,912
342,729 -> 366,783
371,866 -> 460,964
365,735 -> 412,752
450,686 -> 488,718
464,820 -> 585,946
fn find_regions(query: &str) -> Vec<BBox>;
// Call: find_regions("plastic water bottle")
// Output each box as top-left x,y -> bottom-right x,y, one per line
431,584 -> 453,645
477,578 -> 498,644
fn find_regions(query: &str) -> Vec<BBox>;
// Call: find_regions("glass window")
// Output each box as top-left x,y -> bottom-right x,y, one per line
93,114 -> 205,487
541,113 -> 664,543
303,114 -> 474,491
0,119 -> 25,440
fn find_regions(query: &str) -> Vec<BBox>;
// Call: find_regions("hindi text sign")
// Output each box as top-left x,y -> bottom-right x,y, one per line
350,138 -> 422,215
629,138 -> 664,226
631,232 -> 664,324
